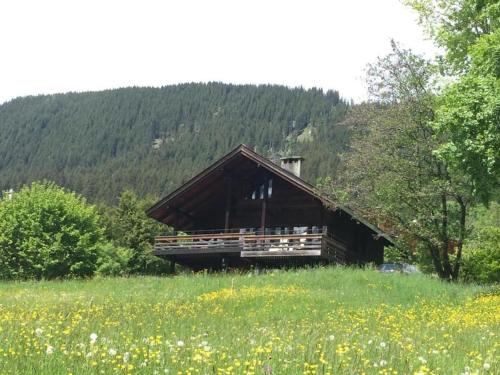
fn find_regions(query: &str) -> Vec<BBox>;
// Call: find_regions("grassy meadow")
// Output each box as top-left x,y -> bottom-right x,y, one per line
0,267 -> 498,375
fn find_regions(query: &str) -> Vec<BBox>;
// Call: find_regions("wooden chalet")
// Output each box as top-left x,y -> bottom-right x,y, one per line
146,144 -> 393,270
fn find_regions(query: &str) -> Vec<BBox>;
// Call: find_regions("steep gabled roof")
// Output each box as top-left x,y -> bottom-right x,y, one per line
146,144 -> 394,244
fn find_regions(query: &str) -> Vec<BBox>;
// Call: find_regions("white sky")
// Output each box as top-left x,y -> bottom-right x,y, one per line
0,0 -> 437,104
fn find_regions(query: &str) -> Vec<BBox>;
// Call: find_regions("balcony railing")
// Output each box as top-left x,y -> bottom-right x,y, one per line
154,226 -> 347,263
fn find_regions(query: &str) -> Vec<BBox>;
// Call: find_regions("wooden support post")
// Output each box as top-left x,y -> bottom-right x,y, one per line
260,173 -> 268,232
260,199 -> 267,231
224,176 -> 232,232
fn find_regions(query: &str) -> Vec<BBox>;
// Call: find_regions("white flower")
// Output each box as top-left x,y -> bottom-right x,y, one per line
86,352 -> 93,358
123,352 -> 130,363
368,340 -> 373,345
484,363 -> 491,370
418,356 -> 427,364
379,342 -> 386,348
108,348 -> 117,356
176,340 -> 184,347
46,345 -> 55,355
90,333 -> 98,343
379,359 -> 387,367
203,345 -> 211,352
328,335 -> 335,341
200,340 -> 208,347
35,328 -> 43,337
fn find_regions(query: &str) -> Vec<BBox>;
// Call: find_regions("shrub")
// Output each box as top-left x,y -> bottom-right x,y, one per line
0,182 -> 104,279
461,226 -> 500,284
95,242 -> 133,277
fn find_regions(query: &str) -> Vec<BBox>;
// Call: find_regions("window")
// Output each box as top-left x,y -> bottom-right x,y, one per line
250,177 -> 273,200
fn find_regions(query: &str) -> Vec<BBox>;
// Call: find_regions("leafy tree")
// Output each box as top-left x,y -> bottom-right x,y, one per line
460,202 -> 500,283
103,189 -> 171,274
405,0 -> 499,71
328,43 -> 473,281
0,181 -> 104,279
95,242 -> 133,277
406,0 -> 500,203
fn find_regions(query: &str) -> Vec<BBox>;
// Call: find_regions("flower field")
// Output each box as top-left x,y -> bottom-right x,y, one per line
0,267 -> 498,374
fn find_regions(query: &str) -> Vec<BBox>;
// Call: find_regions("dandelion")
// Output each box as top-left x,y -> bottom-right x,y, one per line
90,333 -> 98,344
379,359 -> 387,367
328,335 -> 335,341
46,345 -> 54,355
108,348 -> 117,356
35,328 -> 43,337
379,342 -> 386,348
484,363 -> 491,370
418,356 -> 427,364
123,352 -> 130,363
368,340 -> 373,345
176,340 -> 185,347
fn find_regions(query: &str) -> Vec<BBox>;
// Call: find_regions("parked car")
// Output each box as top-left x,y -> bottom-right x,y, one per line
378,263 -> 403,273
378,263 -> 420,274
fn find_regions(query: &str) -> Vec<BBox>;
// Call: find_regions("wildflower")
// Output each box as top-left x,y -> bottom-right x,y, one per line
379,342 -> 386,348
379,359 -> 387,367
484,363 -> 491,370
90,333 -> 98,344
368,340 -> 373,345
263,364 -> 273,374
123,352 -> 130,363
35,328 -> 43,337
108,348 -> 117,356
328,335 -> 335,341
46,345 -> 54,355
177,340 -> 185,347
203,345 -> 211,352
418,356 -> 427,364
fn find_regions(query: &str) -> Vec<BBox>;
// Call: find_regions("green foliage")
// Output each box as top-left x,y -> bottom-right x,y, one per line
0,181 -> 104,279
383,245 -> 414,263
102,189 -> 171,275
434,74 -> 500,202
95,242 -> 133,277
460,202 -> 500,283
406,0 -> 500,73
0,83 -> 348,203
330,43 -> 473,281
407,1 -> 500,203
461,227 -> 500,284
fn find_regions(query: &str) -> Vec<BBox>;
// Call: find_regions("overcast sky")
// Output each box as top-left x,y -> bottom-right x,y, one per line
0,0 -> 437,104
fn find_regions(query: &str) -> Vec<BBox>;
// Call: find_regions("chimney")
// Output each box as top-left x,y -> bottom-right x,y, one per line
280,156 -> 304,177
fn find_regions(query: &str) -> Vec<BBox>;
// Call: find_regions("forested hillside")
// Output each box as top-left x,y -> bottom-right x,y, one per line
0,83 -> 349,202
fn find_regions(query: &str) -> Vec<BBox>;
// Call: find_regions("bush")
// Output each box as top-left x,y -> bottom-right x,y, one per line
101,189 -> 172,275
0,182 -> 104,279
461,226 -> 500,284
95,242 -> 133,277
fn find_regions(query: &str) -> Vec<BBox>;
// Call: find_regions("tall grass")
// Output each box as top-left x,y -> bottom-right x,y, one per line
0,267 -> 497,374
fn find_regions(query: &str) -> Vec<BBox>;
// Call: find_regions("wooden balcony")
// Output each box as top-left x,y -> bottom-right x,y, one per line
154,227 -> 347,264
